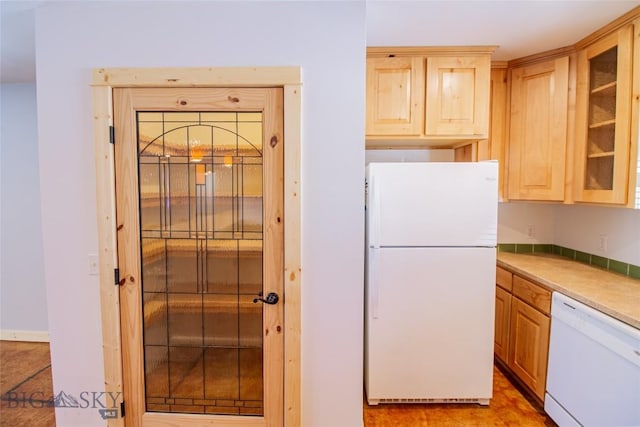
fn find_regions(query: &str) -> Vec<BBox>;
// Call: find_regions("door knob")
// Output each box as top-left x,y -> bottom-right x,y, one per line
253,292 -> 279,305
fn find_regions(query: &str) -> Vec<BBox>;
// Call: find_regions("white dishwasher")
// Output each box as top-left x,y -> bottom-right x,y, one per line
545,292 -> 640,427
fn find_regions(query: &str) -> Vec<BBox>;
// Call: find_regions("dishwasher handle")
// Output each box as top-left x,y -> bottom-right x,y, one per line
551,292 -> 640,368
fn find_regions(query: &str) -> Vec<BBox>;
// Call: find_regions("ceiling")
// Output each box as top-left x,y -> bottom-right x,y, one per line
1,0 -> 639,83
367,0 -> 640,59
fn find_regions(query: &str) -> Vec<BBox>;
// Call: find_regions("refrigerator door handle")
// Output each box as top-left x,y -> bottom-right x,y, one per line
370,175 -> 381,249
370,248 -> 379,319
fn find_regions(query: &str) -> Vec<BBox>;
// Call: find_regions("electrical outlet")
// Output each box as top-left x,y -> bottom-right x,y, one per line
88,254 -> 99,276
599,235 -> 608,252
527,224 -> 535,238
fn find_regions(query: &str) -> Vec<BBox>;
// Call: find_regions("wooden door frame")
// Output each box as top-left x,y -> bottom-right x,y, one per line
92,67 -> 302,427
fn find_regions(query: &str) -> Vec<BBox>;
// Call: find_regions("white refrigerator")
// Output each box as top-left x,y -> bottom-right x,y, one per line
364,162 -> 498,406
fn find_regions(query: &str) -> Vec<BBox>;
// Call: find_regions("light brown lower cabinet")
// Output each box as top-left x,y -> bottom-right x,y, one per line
494,286 -> 512,362
494,267 -> 551,402
507,297 -> 551,401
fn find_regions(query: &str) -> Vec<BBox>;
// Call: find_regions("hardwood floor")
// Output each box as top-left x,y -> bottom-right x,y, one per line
0,341 -> 555,426
364,365 -> 557,427
0,341 -> 55,427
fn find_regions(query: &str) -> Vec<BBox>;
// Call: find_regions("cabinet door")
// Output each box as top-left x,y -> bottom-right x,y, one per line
574,25 -> 634,204
508,297 -> 550,401
507,57 -> 570,201
494,286 -> 511,363
366,57 -> 425,136
425,56 -> 490,137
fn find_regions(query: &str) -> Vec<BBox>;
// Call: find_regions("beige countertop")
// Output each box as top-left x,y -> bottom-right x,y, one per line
497,252 -> 640,330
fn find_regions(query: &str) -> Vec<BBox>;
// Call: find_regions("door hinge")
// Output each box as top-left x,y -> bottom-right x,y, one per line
120,400 -> 125,417
109,126 -> 115,144
114,268 -> 120,286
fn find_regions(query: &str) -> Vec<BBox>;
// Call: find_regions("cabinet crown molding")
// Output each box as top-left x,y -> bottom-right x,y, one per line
367,46 -> 497,57
507,46 -> 576,68
507,6 -> 639,67
575,6 -> 640,49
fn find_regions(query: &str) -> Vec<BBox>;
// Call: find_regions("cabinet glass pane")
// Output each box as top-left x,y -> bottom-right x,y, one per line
586,156 -> 614,190
589,47 -> 617,89
138,111 -> 265,416
585,46 -> 617,190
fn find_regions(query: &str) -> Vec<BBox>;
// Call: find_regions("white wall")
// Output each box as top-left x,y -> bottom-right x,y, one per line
554,204 -> 640,265
497,202 -> 555,244
0,83 -> 48,335
365,149 -> 454,164
497,95 -> 640,261
35,2 -> 365,426
497,201 -> 640,266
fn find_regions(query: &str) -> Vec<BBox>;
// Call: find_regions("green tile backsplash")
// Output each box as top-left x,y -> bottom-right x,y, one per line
575,251 -> 591,264
497,243 -> 640,279
609,259 -> 629,275
590,254 -> 609,269
515,243 -> 534,254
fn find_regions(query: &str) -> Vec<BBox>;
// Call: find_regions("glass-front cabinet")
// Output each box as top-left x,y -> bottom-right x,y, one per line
574,25 -> 635,204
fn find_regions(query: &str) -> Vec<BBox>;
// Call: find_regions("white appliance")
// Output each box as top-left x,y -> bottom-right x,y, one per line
364,162 -> 498,406
545,292 -> 640,427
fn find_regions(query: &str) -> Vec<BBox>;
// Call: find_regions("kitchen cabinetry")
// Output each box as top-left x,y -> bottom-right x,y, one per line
366,57 -> 425,136
494,266 -> 512,363
574,24 -> 637,205
499,9 -> 639,206
507,56 -> 570,201
508,276 -> 551,401
366,47 -> 494,147
454,67 -> 507,169
453,143 -> 476,162
486,67 -> 508,163
425,55 -> 491,136
494,267 -> 552,402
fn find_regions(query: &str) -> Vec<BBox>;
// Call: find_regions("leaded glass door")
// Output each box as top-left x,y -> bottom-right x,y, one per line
114,88 -> 284,427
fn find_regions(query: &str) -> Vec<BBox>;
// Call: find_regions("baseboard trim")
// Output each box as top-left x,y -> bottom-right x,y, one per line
0,330 -> 50,342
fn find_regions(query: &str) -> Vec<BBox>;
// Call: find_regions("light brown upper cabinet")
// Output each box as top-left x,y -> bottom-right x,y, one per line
424,55 -> 491,136
366,57 -> 425,136
481,67 -> 508,198
574,24 -> 636,205
507,57 -> 570,201
498,7 -> 640,206
366,47 -> 495,148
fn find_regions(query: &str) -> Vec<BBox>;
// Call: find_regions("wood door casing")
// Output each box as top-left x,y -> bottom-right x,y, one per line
114,87 -> 284,427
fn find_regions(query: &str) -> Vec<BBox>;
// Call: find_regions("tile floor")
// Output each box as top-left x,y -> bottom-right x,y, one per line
0,341 -> 556,426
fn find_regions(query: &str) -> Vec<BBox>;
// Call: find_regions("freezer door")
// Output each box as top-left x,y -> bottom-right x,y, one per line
367,162 -> 498,247
365,247 -> 495,401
